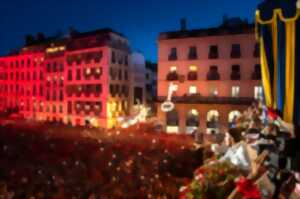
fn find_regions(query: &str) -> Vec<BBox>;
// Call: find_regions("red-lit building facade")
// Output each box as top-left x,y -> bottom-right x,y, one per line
0,29 -> 136,128
157,19 -> 262,134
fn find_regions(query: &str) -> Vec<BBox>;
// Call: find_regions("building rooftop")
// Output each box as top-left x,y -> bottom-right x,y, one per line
159,17 -> 254,40
1,28 -> 126,57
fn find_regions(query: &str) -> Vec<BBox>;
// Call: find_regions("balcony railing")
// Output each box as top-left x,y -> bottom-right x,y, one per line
156,96 -> 255,105
230,72 -> 241,80
166,72 -> 179,81
251,71 -> 261,80
187,72 -> 197,81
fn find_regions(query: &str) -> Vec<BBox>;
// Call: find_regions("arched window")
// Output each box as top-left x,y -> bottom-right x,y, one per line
228,110 -> 241,123
207,110 -> 219,128
186,109 -> 199,127
166,109 -> 179,133
228,110 -> 241,128
166,109 -> 179,126
186,109 -> 199,134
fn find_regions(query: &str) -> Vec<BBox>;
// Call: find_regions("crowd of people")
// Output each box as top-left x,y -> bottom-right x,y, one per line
0,122 -> 202,199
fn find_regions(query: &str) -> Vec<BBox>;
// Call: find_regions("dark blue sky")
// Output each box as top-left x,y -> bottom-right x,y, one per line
0,0 -> 260,61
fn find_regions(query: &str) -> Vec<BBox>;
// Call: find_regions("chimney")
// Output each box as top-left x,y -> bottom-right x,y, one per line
180,18 -> 187,31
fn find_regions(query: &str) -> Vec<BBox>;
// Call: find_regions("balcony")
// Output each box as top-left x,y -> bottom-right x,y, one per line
187,72 -> 197,81
168,54 -> 177,61
207,72 -> 220,80
230,72 -> 241,80
252,71 -> 261,80
166,72 -> 179,81
156,96 -> 255,105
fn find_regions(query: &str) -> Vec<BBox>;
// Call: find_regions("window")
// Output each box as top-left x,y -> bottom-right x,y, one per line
59,105 -> 63,113
27,59 -> 30,67
59,63 -> 64,72
187,66 -> 197,80
76,69 -> 81,80
207,66 -> 220,80
59,90 -> 63,101
231,86 -> 240,97
208,45 -> 218,59
46,63 -> 51,72
253,43 -> 260,57
252,64 -> 261,80
94,68 -> 102,79
112,51 -> 116,63
67,102 -> 72,114
134,87 -> 143,105
118,69 -> 122,80
53,62 -> 57,72
254,86 -> 263,99
40,85 -> 43,96
33,72 -> 37,80
231,65 -> 241,80
33,86 -> 37,96
27,72 -> 30,81
96,84 -> 102,94
167,66 -> 179,81
168,48 -> 177,61
188,46 -> 197,60
110,84 -> 115,97
124,70 -> 128,81
124,55 -> 128,66
53,91 -> 57,101
68,70 -> 72,81
115,84 -> 120,96
231,44 -> 241,58
207,110 -> 219,128
189,86 -> 197,95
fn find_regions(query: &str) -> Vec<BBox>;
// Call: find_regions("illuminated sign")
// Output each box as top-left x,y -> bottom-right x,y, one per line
161,82 -> 178,112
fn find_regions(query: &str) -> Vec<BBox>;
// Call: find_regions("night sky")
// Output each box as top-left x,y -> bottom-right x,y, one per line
0,0 -> 260,61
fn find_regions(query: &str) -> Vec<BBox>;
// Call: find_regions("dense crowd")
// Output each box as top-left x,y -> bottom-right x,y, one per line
0,122 -> 202,199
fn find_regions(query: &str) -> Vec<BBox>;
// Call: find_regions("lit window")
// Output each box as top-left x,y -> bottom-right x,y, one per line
254,86 -> 263,99
170,66 -> 177,72
86,68 -> 91,75
166,126 -> 179,134
231,86 -> 240,97
189,86 -> 197,94
189,66 -> 197,71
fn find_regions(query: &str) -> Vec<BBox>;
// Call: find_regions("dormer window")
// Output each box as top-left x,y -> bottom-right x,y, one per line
188,46 -> 197,60
231,44 -> 241,58
168,48 -> 177,61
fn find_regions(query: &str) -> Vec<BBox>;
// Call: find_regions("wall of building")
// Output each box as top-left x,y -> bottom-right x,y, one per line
157,27 -> 262,133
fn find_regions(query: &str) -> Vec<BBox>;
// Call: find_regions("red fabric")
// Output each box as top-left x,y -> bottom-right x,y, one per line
267,108 -> 279,120
236,177 -> 261,199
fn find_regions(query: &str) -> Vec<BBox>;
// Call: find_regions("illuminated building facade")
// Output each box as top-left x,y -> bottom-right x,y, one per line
157,18 -> 262,134
0,28 -> 137,128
